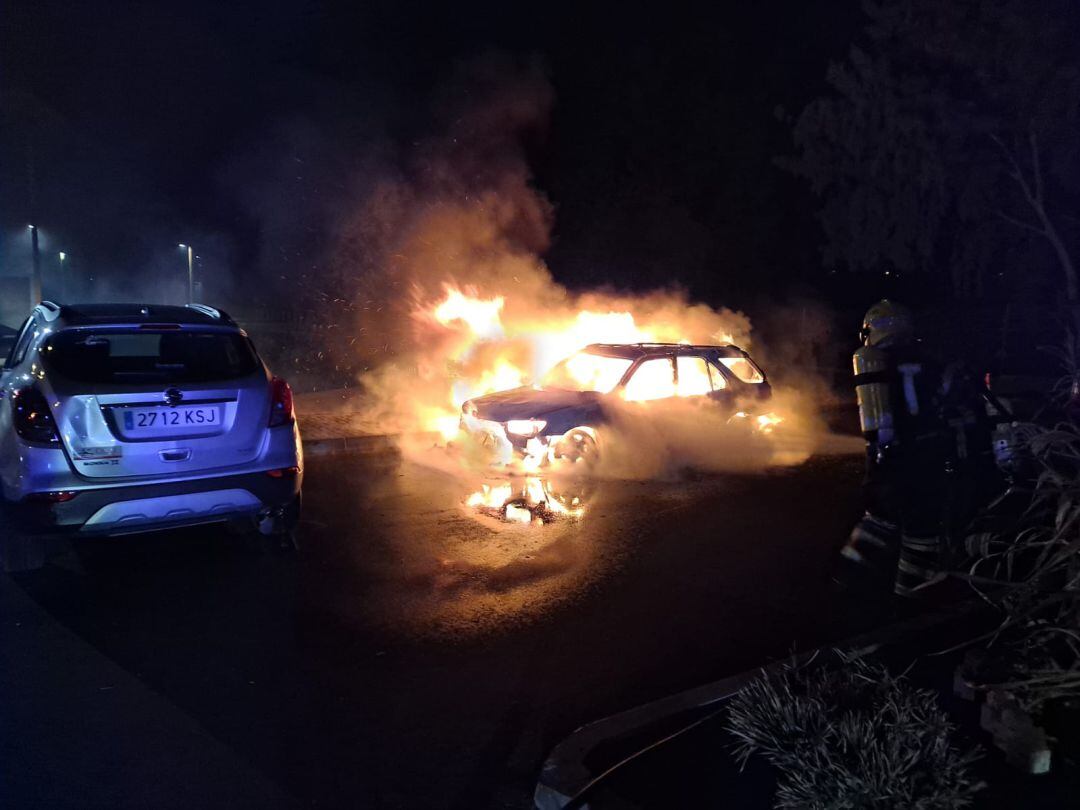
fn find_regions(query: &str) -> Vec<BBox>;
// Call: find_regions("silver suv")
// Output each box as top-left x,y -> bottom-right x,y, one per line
0,302 -> 302,571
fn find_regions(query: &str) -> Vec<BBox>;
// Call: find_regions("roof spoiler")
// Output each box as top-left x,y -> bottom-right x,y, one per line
35,300 -> 62,321
184,303 -> 235,325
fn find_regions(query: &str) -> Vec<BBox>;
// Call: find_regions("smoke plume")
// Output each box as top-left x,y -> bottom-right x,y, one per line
251,53 -> 852,476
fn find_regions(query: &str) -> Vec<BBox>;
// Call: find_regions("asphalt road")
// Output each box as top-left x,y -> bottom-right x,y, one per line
5,447 -> 865,809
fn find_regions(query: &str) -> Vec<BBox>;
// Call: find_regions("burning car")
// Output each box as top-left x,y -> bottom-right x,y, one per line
459,342 -> 771,466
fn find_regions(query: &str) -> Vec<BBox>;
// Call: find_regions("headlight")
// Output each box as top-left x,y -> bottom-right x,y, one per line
506,419 -> 547,436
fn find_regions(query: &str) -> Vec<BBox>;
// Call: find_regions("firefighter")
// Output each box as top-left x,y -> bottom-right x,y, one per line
839,300 -> 955,599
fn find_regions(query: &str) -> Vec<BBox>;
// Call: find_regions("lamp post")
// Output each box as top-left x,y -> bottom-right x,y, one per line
28,224 -> 42,304
178,243 -> 194,303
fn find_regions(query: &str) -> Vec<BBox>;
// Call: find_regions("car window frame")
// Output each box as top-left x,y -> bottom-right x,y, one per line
622,355 -> 677,401
7,317 -> 36,368
697,356 -> 727,391
674,353 -> 717,396
716,353 -> 766,384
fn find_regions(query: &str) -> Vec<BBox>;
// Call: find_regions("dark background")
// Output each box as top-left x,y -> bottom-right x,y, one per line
3,0 -> 1072,391
0,1 -> 860,311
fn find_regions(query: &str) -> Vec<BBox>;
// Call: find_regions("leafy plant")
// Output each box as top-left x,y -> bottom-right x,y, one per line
1043,330 -> 1080,407
964,415 -> 1080,714
783,0 -> 1080,301
726,658 -> 982,809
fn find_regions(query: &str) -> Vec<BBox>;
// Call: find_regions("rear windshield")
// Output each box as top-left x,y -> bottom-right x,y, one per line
43,329 -> 260,384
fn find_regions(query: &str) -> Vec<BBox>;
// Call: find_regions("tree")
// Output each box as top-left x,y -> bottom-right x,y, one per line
782,0 -> 1080,303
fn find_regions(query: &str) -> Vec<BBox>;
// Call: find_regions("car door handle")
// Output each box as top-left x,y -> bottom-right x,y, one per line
159,449 -> 192,462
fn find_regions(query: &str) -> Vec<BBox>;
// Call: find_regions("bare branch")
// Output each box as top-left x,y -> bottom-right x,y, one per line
997,209 -> 1047,236
1029,128 -> 1044,204
991,133 -> 1078,300
991,133 -> 1040,207
990,133 -> 1025,185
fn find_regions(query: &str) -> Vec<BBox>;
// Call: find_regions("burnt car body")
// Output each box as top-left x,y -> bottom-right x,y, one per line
460,342 -> 771,463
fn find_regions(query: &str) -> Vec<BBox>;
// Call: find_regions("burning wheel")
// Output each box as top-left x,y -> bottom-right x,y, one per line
550,428 -> 600,468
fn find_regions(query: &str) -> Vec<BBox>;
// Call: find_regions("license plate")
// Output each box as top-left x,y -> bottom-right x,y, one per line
121,405 -> 221,434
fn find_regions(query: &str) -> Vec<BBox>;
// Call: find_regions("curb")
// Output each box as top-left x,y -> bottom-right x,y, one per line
534,599 -> 988,810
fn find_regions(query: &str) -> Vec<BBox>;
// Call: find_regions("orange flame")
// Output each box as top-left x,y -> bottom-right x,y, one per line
433,287 -> 505,338
417,285 -> 749,439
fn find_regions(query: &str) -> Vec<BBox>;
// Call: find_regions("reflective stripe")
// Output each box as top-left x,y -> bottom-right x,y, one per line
897,558 -> 937,578
851,530 -> 891,550
840,546 -> 865,563
895,534 -> 942,597
861,514 -> 899,533
900,535 -> 939,550
897,363 -> 922,416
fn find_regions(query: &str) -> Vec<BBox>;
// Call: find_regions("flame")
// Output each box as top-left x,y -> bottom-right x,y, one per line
431,412 -> 465,442
466,476 -> 587,524
466,482 -> 514,508
433,287 -> 505,339
756,413 -> 783,434
356,280 -> 830,480
504,503 -> 535,524
730,410 -> 784,434
415,285 -> 750,437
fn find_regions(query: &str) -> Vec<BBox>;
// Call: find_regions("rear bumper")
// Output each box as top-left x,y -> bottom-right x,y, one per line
0,469 -> 302,537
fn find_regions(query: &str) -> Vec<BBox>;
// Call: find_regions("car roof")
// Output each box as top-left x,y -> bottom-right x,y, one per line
32,302 -> 236,329
583,342 -> 747,359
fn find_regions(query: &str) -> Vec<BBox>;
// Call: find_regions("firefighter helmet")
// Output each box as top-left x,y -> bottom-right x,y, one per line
860,300 -> 914,348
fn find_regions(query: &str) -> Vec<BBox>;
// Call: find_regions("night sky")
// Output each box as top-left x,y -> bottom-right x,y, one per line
1,1 -> 860,313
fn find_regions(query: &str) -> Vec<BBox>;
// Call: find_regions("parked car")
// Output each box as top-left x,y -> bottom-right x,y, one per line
460,342 -> 771,465
0,302 -> 302,571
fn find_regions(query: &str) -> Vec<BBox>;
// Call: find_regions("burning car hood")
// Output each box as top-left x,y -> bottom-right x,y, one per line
469,386 -> 604,422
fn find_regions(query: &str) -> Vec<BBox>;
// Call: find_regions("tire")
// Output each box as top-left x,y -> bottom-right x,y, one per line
0,532 -> 46,573
256,494 -> 302,553
550,428 -> 601,468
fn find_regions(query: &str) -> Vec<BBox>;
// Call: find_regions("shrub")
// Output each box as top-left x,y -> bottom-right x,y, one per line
963,418 -> 1080,715
726,659 -> 982,809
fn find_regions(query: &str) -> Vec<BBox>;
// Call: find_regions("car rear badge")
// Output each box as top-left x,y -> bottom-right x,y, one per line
163,387 -> 184,407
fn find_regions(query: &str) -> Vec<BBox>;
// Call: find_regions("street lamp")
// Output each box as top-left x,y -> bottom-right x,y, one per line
58,252 -> 67,301
28,224 -> 42,304
178,243 -> 194,303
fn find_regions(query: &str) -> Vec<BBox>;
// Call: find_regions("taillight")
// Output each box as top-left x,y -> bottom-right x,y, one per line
268,376 -> 294,427
25,491 -> 79,503
11,387 -> 60,445
266,466 -> 301,478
